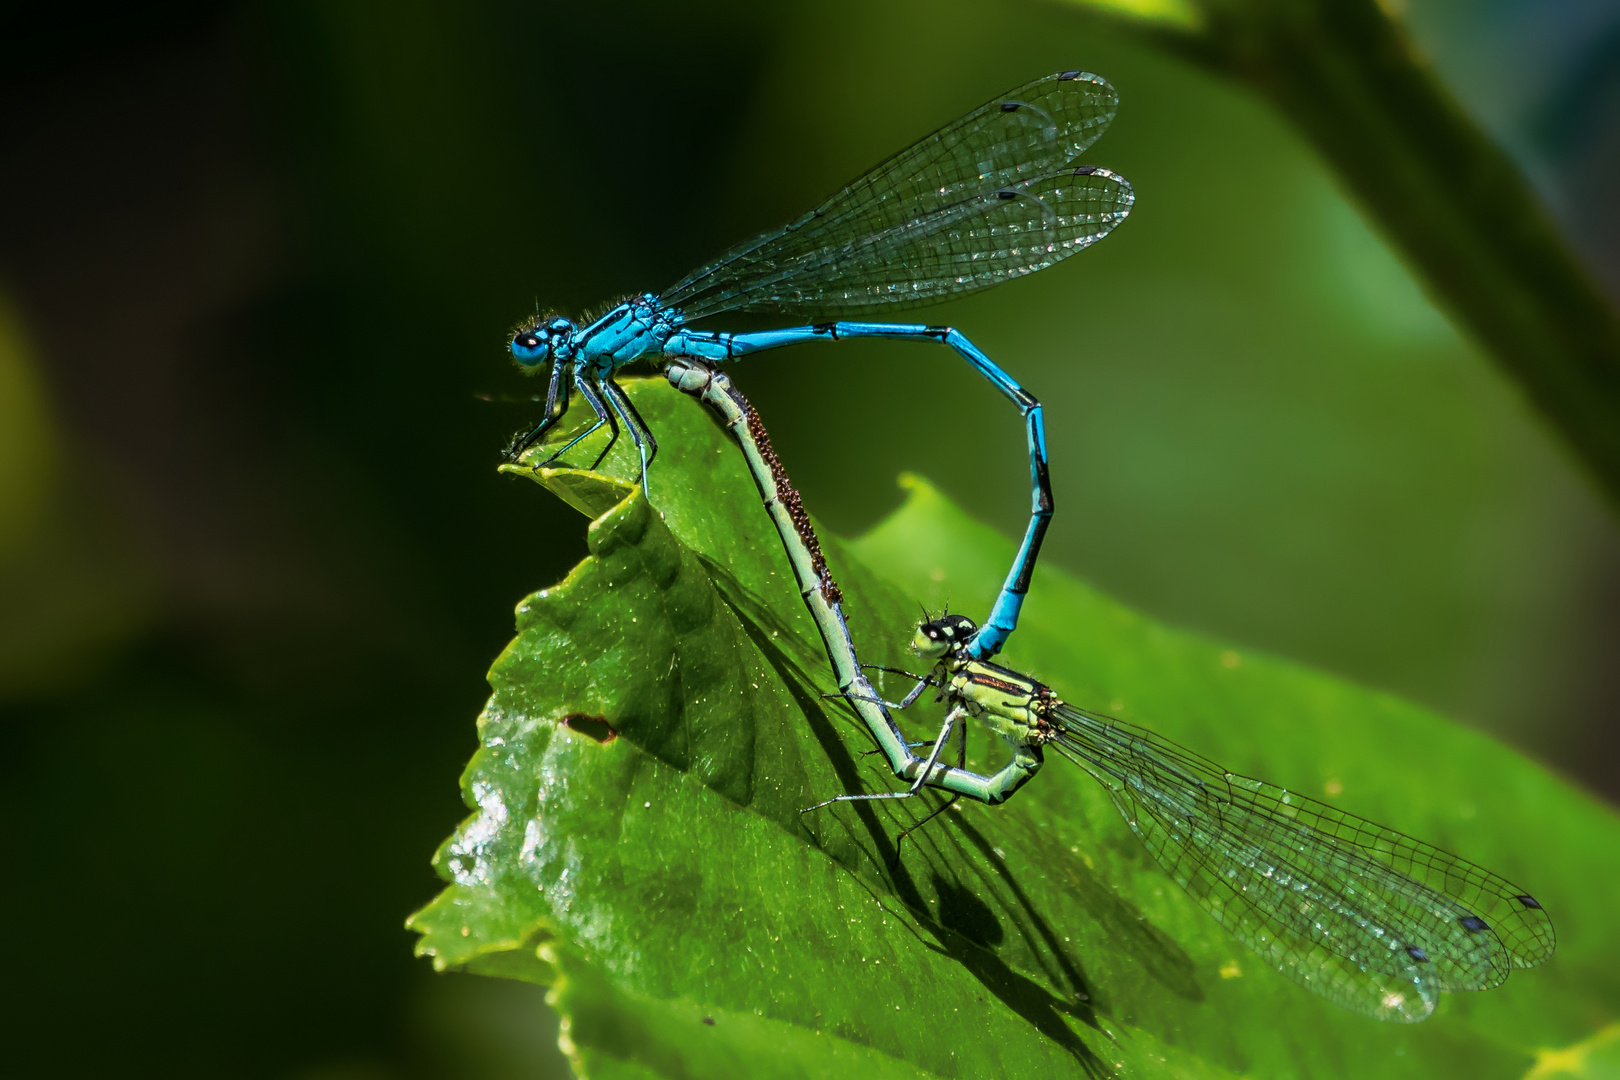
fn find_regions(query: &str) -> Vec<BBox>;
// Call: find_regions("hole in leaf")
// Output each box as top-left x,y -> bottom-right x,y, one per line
562,714 -> 617,743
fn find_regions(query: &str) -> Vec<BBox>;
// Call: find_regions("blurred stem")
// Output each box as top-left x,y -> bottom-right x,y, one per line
1063,0 -> 1620,503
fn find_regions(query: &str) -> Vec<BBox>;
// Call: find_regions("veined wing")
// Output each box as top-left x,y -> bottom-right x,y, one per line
1048,704 -> 1554,1022
672,167 -> 1132,321
663,70 -> 1121,319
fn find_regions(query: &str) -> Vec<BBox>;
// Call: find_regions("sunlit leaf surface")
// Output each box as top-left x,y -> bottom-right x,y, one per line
411,379 -> 1619,1078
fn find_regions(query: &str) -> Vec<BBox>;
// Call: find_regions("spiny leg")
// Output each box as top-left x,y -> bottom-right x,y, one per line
505,361 -> 570,460
895,795 -> 960,861
863,663 -> 931,682
599,376 -> 657,490
539,375 -> 615,468
823,663 -> 933,711
859,741 -> 933,759
602,376 -> 658,472
579,378 -> 622,468
824,676 -> 932,712
869,664 -> 945,706
801,707 -> 961,813
894,719 -> 968,862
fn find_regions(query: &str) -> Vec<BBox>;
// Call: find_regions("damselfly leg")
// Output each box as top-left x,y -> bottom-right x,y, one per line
537,375 -> 616,469
503,360 -> 570,459
599,376 -> 659,489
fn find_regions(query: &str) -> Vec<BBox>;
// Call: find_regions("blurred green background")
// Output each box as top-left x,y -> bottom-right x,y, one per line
2,0 -> 1616,1076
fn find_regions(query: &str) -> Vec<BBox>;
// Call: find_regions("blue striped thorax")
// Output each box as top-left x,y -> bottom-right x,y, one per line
573,294 -> 681,377
510,295 -> 681,377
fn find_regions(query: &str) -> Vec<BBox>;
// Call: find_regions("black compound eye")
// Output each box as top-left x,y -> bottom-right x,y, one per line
516,333 -> 540,349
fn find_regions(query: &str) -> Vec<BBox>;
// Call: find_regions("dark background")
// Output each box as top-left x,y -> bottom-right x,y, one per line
2,1 -> 1616,1076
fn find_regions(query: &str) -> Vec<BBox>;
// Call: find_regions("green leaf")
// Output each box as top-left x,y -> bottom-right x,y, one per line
1047,0 -> 1620,504
410,377 -> 1620,1078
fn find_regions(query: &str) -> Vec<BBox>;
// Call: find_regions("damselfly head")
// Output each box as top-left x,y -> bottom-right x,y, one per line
511,316 -> 576,369
912,614 -> 978,659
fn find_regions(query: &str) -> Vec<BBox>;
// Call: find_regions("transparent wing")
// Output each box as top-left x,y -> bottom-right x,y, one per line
663,70 -> 1122,320
673,167 -> 1132,320
1049,704 -> 1554,1021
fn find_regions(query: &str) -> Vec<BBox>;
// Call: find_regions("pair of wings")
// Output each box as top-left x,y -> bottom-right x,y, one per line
662,70 -> 1134,321
1049,704 -> 1556,1022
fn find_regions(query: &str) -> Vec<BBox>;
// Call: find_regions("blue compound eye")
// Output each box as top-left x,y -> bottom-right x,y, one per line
511,330 -> 547,366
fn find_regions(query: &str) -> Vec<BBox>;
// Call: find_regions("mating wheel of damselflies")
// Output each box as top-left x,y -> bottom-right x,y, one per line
665,358 -> 1554,1024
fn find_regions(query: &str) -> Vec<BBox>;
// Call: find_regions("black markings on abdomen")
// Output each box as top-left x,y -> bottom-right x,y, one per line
743,405 -> 842,606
